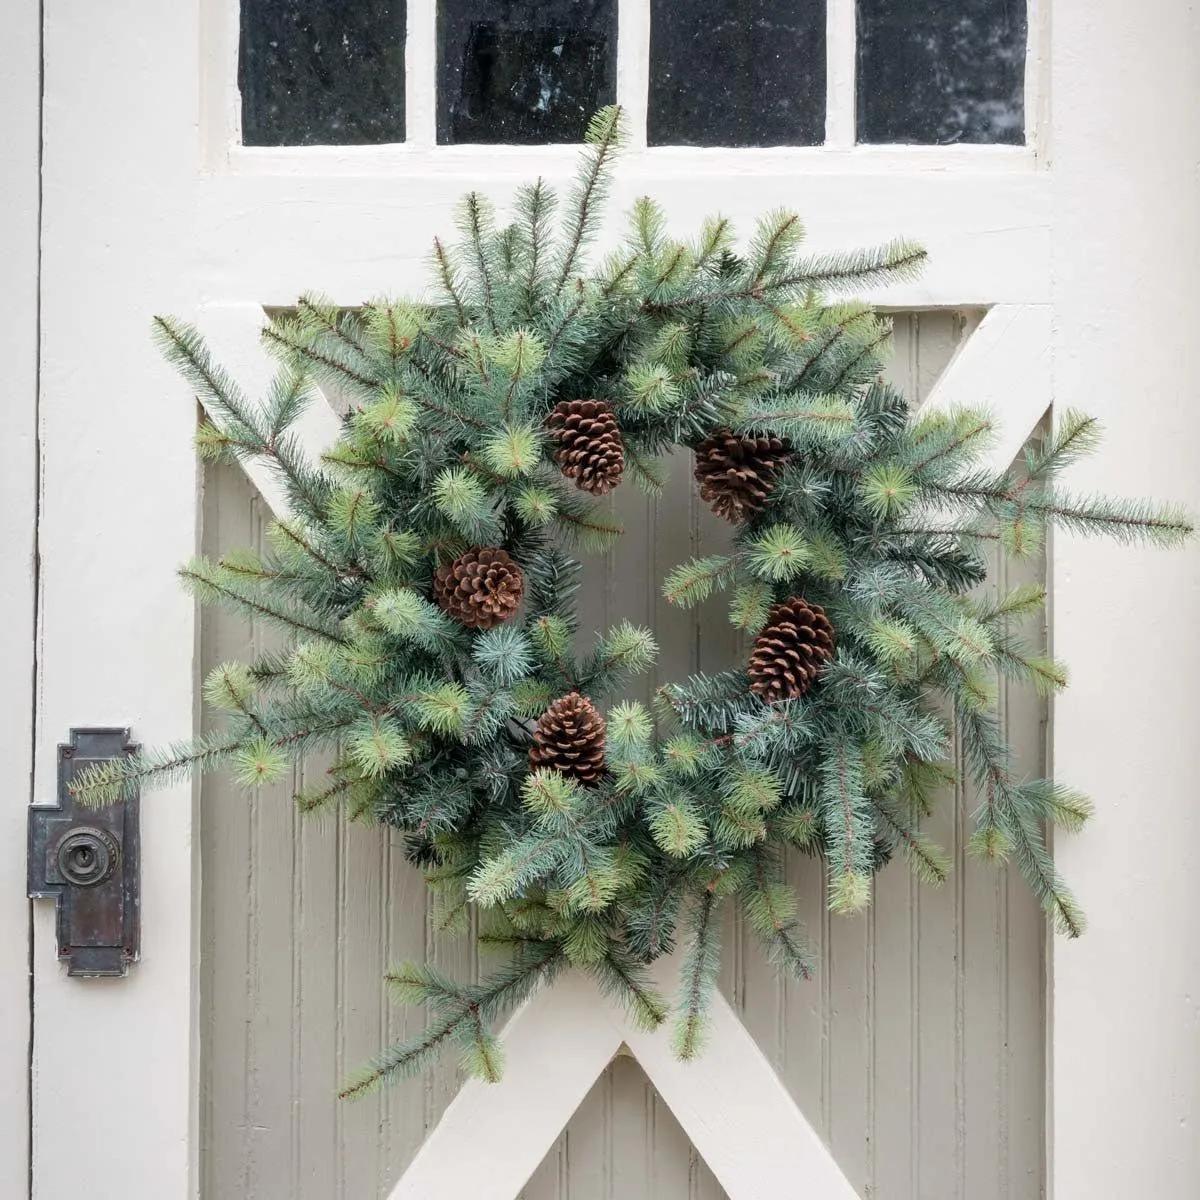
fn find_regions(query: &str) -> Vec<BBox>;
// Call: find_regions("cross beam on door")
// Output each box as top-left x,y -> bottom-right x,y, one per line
916,304 -> 1053,466
388,954 -> 862,1200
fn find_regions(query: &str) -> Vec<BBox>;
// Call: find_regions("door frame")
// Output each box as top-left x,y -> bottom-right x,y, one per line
0,0 -> 41,1193
18,2 -> 1200,1197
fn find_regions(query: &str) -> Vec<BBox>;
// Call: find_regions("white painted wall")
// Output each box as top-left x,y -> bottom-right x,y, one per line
1050,0 -> 1200,1194
0,0 -> 40,1191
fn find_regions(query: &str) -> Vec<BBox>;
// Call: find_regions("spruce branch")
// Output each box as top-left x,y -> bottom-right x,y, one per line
432,237 -> 469,327
180,558 -> 348,645
748,209 -> 805,285
553,105 -> 624,297
672,891 -> 721,1060
518,177 -> 555,309
662,555 -> 738,607
774,240 -> 928,295
338,943 -> 565,1097
295,295 -> 376,378
872,794 -> 951,885
260,322 -> 382,392
152,316 -> 259,437
825,325 -> 893,396
744,861 -> 815,981
73,716 -> 352,809
819,742 -> 874,913
460,192 -> 499,333
588,948 -> 669,1030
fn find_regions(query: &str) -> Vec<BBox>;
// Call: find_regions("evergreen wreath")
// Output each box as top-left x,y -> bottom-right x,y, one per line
77,108 -> 1193,1096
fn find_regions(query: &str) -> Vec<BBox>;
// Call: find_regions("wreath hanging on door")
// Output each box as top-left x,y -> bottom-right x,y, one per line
77,109 -> 1191,1095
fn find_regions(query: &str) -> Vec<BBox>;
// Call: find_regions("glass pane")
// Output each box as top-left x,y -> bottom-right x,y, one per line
856,0 -> 1026,145
240,0 -> 406,146
438,0 -> 616,145
649,0 -> 826,147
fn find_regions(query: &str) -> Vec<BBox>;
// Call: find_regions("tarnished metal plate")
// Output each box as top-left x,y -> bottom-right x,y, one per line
29,728 -> 140,977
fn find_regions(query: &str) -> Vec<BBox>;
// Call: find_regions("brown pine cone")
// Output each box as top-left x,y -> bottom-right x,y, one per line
433,547 -> 525,629
748,597 -> 836,702
528,692 -> 607,784
545,398 -> 625,495
693,429 -> 791,522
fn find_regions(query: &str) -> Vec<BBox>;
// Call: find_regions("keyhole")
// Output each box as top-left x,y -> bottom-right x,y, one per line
56,827 -> 118,887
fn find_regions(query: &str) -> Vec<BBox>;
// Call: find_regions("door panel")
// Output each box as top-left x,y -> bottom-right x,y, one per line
198,313 -> 1045,1199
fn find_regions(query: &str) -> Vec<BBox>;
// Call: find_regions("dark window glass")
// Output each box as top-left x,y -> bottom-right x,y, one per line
438,1 -> 616,145
856,0 -> 1026,145
649,0 -> 826,147
240,1 -> 406,146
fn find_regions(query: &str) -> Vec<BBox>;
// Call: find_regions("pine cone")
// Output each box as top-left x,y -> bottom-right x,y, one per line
693,429 -> 791,522
545,399 -> 625,495
433,547 -> 525,629
528,692 -> 607,784
748,597 -> 835,702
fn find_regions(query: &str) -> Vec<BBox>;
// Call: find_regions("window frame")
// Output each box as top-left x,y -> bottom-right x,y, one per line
202,0 -> 1050,174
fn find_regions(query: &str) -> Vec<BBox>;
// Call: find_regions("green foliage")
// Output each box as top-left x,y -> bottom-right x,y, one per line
672,893 -> 722,1060
72,106 -> 1193,1096
608,701 -> 653,749
745,525 -> 810,582
662,555 -> 736,607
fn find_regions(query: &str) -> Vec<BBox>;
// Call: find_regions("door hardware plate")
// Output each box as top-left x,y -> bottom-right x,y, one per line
28,728 -> 140,977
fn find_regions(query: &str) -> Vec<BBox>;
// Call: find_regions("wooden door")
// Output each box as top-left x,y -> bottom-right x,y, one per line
198,311 -> 1051,1200
15,1 -> 1200,1197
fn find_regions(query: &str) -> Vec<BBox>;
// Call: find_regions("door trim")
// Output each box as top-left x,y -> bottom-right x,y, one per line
0,0 -> 41,1193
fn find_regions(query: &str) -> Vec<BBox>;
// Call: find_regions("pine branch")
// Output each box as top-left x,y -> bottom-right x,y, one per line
339,943 -> 565,1097
827,325 -> 893,394
553,106 -> 623,297
672,891 -> 720,1060
745,859 -> 814,981
296,296 -> 376,377
772,241 -> 928,295
73,715 -> 353,809
260,323 -> 381,392
180,560 -> 348,645
641,243 -> 926,313
520,177 -> 554,309
152,316 -> 260,437
818,741 -> 873,912
462,192 -> 498,333
432,237 -> 468,327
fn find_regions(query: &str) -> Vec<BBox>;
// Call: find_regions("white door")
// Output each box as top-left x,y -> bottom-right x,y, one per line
11,0 -> 1200,1196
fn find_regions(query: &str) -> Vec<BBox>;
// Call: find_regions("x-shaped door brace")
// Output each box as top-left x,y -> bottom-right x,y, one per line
196,301 -> 1052,1200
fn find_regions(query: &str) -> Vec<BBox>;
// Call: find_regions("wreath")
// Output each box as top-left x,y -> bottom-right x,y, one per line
78,108 -> 1192,1095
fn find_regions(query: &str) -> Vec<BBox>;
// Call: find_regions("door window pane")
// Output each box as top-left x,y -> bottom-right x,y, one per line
649,0 -> 826,147
438,0 -> 616,145
240,0 -> 407,146
856,0 -> 1026,145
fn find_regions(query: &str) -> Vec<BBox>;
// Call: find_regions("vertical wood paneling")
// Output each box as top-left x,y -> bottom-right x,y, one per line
200,312 -> 1045,1199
